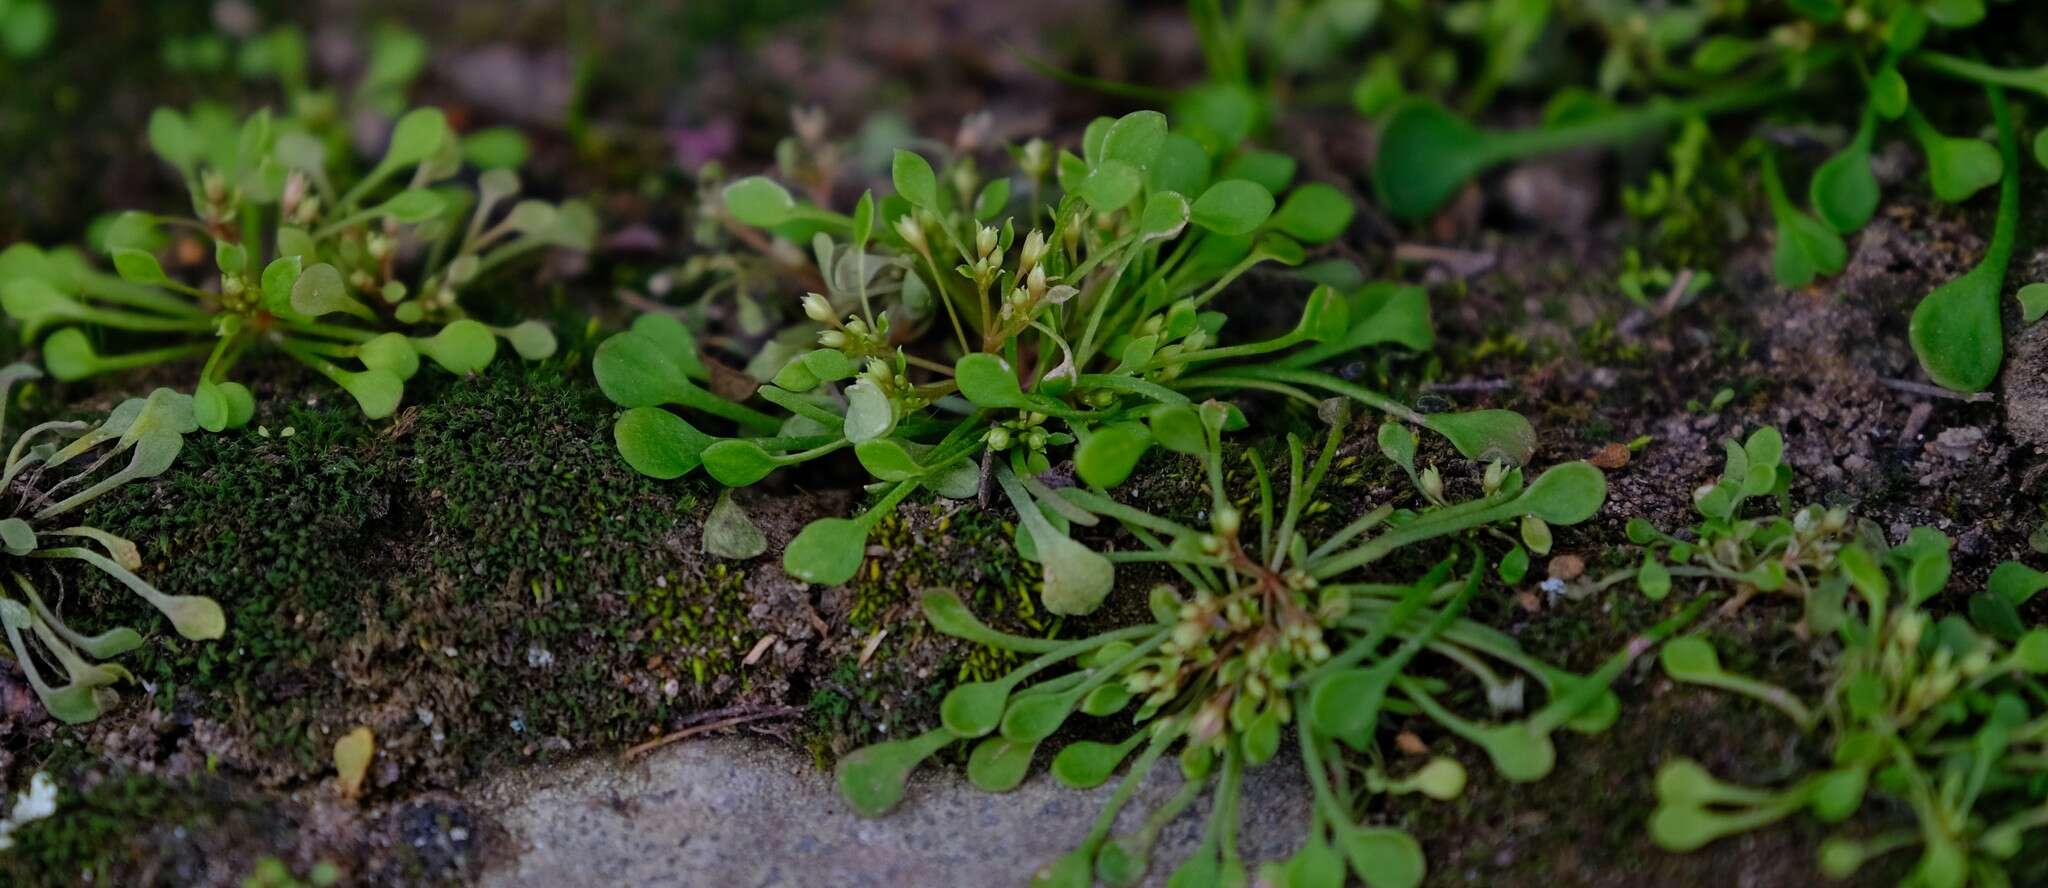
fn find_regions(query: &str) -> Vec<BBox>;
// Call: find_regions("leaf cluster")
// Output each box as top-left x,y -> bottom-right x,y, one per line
0,364 -> 217,724
833,405 -> 1660,887
0,102 -> 589,425
599,110 -> 1545,591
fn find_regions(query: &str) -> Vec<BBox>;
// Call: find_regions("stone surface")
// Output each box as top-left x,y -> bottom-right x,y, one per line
474,736 -> 1312,887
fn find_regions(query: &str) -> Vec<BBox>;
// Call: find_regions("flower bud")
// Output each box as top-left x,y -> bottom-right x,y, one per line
802,293 -> 836,324
976,225 -> 998,259
1019,230 -> 1047,272
1420,466 -> 1444,502
894,213 -> 927,252
1212,506 -> 1241,538
1026,264 -> 1048,300
818,330 -> 849,349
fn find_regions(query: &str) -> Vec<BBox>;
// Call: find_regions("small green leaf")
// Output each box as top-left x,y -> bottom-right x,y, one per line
955,353 -> 1025,407
147,108 -> 203,172
499,320 -> 557,361
1422,410 -> 1537,466
854,438 -> 925,481
1811,139 -> 1877,235
1771,209 -> 1848,288
1148,404 -> 1205,455
337,368 -> 404,419
785,517 -> 870,585
415,320 -> 498,375
291,263 -> 373,321
1516,462 -> 1608,525
613,408 -> 710,479
701,439 -> 781,486
1051,737 -> 1138,789
1078,160 -> 1142,212
892,149 -> 939,209
461,126 -> 530,169
973,178 -> 1010,220
1639,557 -> 1671,599
1871,70 -> 1909,120
723,176 -> 797,227
1075,422 -> 1152,488
379,188 -> 447,223
382,107 -> 451,170
2017,282 -> 2048,324
941,681 -> 1009,738
1100,110 -> 1167,169
843,379 -> 897,443
967,736 -> 1037,792
836,728 -> 955,816
1268,183 -> 1353,244
1372,101 -> 1489,221
1337,827 -> 1425,888
110,247 -> 169,285
1190,179 -> 1275,235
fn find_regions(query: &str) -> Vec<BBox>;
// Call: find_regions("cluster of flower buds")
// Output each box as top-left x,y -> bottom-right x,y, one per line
1142,325 -> 1211,383
811,297 -> 892,357
280,172 -> 322,227
1129,576 -> 1336,751
983,410 -> 1049,454
198,169 -> 242,234
1877,610 -> 1993,723
965,225 -> 1005,292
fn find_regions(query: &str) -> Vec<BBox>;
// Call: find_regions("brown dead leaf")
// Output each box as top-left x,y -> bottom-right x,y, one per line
1589,443 -> 1630,469
1548,554 -> 1586,581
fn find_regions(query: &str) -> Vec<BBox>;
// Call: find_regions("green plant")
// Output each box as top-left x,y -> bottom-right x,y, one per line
0,0 -> 52,61
834,402 -> 1691,886
1650,539 -> 2048,888
0,103 -> 591,426
597,110 -> 1540,592
1615,426 -> 1871,627
0,364 -> 219,724
1346,3 -> 2044,393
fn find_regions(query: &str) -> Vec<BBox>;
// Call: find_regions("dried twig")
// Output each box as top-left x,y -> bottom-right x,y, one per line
623,705 -> 801,760
1879,377 -> 1996,403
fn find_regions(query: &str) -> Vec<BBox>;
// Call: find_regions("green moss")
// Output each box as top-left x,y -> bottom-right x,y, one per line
0,772 -> 280,888
62,363 -> 732,786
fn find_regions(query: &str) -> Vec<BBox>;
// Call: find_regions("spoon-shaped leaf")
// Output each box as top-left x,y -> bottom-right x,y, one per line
1810,110 -> 1878,234
1911,87 -> 2017,393
1908,108 -> 2002,203
1336,825 -> 1425,888
1514,461 -> 1608,524
1051,734 -> 1142,789
414,319 -> 498,375
1001,691 -> 1078,743
1372,101 -> 1490,221
941,681 -> 1011,737
835,727 -> 957,816
1421,410 -> 1536,466
967,735 -> 1038,792
358,332 -> 420,379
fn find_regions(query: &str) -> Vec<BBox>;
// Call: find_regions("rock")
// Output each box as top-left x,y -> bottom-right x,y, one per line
2004,316 -> 2048,452
475,737 -> 1310,888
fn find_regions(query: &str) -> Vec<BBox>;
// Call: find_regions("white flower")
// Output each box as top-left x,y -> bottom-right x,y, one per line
0,773 -> 60,851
